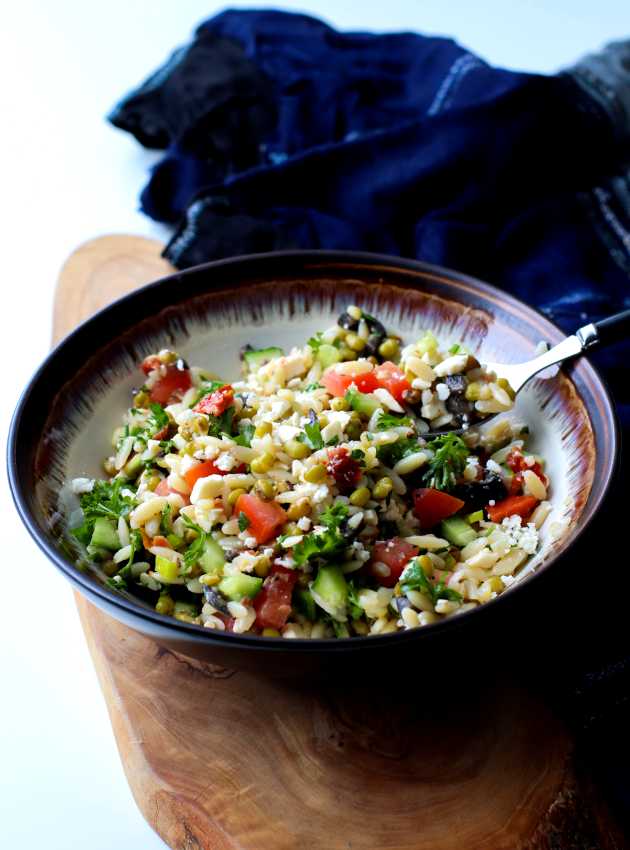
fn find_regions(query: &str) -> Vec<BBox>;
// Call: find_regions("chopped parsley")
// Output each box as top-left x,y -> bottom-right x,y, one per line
347,579 -> 364,620
148,402 -> 169,433
238,512 -> 250,532
299,417 -> 324,450
206,406 -> 235,438
421,432 -> 468,491
181,515 -> 207,571
160,503 -> 172,535
293,501 -> 349,566
375,413 -> 413,431
124,530 -> 143,569
307,333 -> 324,352
448,343 -> 461,354
71,479 -> 137,546
376,437 -> 422,468
304,382 -> 323,391
400,558 -> 463,604
234,421 -> 255,448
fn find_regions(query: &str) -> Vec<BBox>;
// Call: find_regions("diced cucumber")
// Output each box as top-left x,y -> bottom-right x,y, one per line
317,343 -> 342,368
417,330 -> 438,356
465,510 -> 484,525
167,533 -> 184,549
155,555 -> 179,583
90,517 -> 120,551
218,574 -> 263,601
310,565 -> 348,622
243,347 -> 284,371
173,600 -> 198,618
440,517 -> 477,547
123,454 -> 144,479
295,587 -> 317,621
199,536 -> 225,576
345,388 -> 383,418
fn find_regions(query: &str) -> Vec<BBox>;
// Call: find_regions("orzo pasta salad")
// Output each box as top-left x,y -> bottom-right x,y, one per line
67,306 -> 552,638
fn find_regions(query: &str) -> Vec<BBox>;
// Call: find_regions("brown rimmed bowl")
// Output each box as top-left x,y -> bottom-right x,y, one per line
7,251 -> 618,677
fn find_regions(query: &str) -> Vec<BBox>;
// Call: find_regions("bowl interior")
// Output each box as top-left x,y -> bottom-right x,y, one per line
10,253 -> 614,645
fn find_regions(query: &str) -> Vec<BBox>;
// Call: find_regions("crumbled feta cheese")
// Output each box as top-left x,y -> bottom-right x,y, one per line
281,535 -> 303,548
488,499 -> 496,506
500,515 -> 539,555
435,383 -> 450,401
71,477 -> 94,495
215,452 -> 236,472
297,516 -> 312,531
275,424 -> 301,443
486,459 -> 503,475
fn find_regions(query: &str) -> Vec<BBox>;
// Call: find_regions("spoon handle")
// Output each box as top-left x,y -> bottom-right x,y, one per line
488,307 -> 630,395
588,307 -> 630,348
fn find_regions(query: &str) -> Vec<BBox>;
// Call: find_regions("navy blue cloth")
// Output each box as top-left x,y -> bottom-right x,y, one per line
110,9 -> 630,823
109,10 -> 630,420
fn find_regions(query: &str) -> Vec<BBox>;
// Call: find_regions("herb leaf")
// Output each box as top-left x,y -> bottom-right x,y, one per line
375,413 -> 412,431
298,413 -> 324,450
181,515 -> 207,571
72,479 -> 137,546
307,333 -> 324,352
293,501 -> 349,566
347,580 -> 364,620
207,406 -> 235,438
421,433 -> 468,491
160,503 -> 172,535
238,512 -> 250,532
148,402 -> 169,433
234,421 -> 255,448
377,437 -> 422,468
400,558 -> 463,604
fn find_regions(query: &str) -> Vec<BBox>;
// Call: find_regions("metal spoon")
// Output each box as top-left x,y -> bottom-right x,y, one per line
429,308 -> 630,435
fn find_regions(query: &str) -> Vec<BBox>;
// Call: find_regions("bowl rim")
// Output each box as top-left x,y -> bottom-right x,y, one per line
7,248 -> 620,652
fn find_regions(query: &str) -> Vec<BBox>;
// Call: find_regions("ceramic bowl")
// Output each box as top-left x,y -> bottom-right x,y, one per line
8,251 -> 618,676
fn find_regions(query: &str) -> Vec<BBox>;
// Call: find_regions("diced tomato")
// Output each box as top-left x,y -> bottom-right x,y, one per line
486,495 -> 539,524
151,535 -> 170,548
321,367 -> 379,397
155,477 -> 191,505
194,385 -> 234,416
183,458 -> 246,489
326,446 -> 361,493
141,355 -> 162,375
370,538 -> 419,587
506,448 -> 546,483
254,566 -> 299,630
412,488 -> 465,529
373,361 -> 412,403
235,493 -> 287,544
152,425 -> 170,441
509,473 -> 524,496
149,365 -> 192,405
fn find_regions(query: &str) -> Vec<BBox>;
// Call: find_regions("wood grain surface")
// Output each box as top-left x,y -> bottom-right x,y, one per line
53,235 -> 627,850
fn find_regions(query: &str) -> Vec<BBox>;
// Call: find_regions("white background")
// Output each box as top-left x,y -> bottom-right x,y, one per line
1,2 -> 627,847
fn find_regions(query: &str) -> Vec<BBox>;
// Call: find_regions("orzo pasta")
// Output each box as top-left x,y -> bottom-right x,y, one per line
66,306 -> 550,638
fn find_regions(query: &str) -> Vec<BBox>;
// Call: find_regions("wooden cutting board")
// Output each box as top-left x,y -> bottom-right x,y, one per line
54,235 -> 627,850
